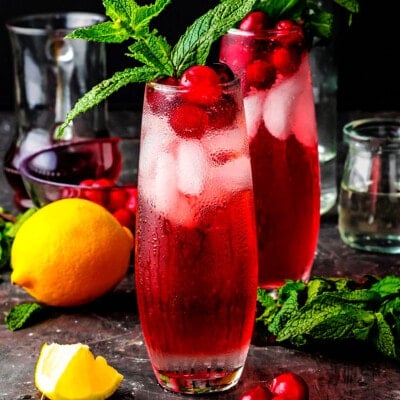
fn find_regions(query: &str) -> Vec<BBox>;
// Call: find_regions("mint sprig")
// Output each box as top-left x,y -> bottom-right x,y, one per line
257,275 -> 400,362
56,0 -> 256,138
231,0 -> 360,41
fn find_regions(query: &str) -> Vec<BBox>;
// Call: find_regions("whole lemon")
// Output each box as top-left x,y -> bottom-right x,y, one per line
11,198 -> 134,307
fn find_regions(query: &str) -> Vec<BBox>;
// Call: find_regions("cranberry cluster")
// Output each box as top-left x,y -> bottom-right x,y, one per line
240,372 -> 309,400
146,63 -> 238,139
235,11 -> 305,93
77,178 -> 137,232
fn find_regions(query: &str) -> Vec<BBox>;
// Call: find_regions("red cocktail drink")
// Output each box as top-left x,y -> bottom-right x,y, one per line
135,73 -> 258,393
220,24 -> 320,289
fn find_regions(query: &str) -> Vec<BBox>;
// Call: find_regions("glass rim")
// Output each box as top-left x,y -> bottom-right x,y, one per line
6,12 -> 106,36
225,26 -> 303,39
343,117 -> 400,143
147,74 -> 242,93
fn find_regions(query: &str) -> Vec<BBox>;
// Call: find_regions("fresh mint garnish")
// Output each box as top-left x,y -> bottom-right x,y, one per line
230,0 -> 360,40
257,275 -> 400,362
56,0 -> 256,138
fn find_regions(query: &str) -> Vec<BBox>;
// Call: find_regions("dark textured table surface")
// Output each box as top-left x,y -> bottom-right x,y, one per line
1,111 -> 400,400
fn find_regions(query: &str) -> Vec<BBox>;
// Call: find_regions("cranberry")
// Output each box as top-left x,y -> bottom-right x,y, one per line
113,208 -> 136,231
125,187 -> 138,214
274,19 -> 298,32
169,103 -> 209,138
246,59 -> 276,90
79,178 -> 112,206
179,65 -> 222,106
240,384 -> 273,400
239,11 -> 271,32
107,189 -> 130,212
274,19 -> 304,48
210,62 -> 235,83
271,47 -> 301,76
269,372 -> 309,400
205,94 -> 237,129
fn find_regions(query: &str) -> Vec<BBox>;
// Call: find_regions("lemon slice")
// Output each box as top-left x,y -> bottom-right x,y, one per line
34,342 -> 124,400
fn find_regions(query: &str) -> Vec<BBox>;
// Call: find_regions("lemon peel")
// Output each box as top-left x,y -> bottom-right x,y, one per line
35,342 -> 124,400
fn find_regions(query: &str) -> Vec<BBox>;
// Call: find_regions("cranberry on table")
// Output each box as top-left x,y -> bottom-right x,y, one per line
269,372 -> 309,400
240,384 -> 273,400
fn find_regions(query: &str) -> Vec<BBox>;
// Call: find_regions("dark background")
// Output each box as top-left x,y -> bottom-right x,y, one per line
0,0 -> 397,113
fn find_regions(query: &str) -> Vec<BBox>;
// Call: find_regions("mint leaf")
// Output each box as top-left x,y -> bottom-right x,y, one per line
171,0 -> 257,76
257,276 -> 400,363
69,21 -> 131,43
374,312 -> 398,360
4,303 -> 44,331
68,0 -> 171,43
127,31 -> 174,76
57,66 -> 158,135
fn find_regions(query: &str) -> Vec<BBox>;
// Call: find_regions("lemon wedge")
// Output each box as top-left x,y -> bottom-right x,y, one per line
34,342 -> 124,400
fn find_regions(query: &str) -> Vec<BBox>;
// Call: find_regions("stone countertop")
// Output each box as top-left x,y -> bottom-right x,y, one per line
1,111 -> 400,400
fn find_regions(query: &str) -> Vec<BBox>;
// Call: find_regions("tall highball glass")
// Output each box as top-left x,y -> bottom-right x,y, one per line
135,75 -> 258,394
220,26 -> 320,290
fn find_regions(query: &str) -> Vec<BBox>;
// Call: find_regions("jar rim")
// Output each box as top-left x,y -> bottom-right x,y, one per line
343,118 -> 400,143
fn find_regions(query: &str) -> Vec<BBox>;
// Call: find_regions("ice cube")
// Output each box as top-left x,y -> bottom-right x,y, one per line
202,126 -> 248,163
148,151 -> 178,216
243,91 -> 265,140
139,115 -> 174,180
215,155 -> 253,192
263,56 -> 308,140
176,139 -> 206,196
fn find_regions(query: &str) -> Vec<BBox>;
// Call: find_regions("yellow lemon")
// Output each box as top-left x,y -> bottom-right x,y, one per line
11,198 -> 133,307
35,342 -> 123,400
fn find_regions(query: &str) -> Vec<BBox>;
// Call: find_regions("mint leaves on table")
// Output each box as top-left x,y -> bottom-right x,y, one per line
56,0 -> 256,138
257,275 -> 400,362
4,302 -> 45,331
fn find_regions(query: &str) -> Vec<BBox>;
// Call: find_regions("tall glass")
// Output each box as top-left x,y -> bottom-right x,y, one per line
220,26 -> 320,290
135,76 -> 258,394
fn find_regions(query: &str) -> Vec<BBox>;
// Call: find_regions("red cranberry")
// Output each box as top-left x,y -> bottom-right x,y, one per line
246,59 -> 276,90
240,384 -> 273,400
269,372 -> 309,400
107,189 -> 130,212
239,11 -> 271,32
169,103 -> 209,138
271,47 -> 301,75
125,187 -> 138,214
179,65 -> 222,106
113,208 -> 136,231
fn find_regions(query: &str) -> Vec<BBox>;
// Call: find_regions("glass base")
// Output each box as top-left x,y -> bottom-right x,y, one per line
339,232 -> 400,254
153,366 -> 244,395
